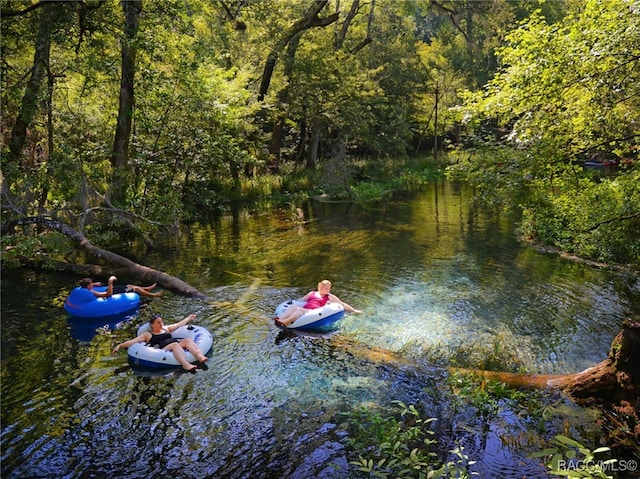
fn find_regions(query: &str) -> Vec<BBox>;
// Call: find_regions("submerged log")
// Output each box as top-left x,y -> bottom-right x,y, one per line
453,319 -> 640,405
548,318 -> 640,402
2,216 -> 208,300
453,319 -> 640,454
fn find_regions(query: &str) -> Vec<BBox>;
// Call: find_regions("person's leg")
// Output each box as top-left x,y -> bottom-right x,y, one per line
279,307 -> 307,326
128,285 -> 163,297
179,338 -> 207,363
278,306 -> 301,321
165,343 -> 197,372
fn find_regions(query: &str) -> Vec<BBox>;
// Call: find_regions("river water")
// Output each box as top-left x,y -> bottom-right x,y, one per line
2,180 -> 638,478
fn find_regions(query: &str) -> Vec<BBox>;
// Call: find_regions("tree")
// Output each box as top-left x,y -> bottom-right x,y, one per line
423,0 -> 567,88
268,32 -> 302,167
110,0 -> 142,205
413,38 -> 467,156
257,0 -> 339,102
452,318 -> 640,456
481,1 -> 640,161
276,0 -> 423,169
5,3 -> 54,167
1,216 -> 208,299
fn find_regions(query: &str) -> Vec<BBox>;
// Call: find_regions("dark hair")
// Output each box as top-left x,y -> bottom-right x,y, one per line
149,314 -> 162,324
79,278 -> 93,288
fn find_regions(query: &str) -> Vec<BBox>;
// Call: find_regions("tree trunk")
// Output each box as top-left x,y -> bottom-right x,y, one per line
454,319 -> 640,453
334,0 -> 359,50
434,82 -> 439,161
38,60 -> 56,215
307,118 -> 323,169
548,318 -> 640,401
258,0 -> 338,101
111,0 -> 142,205
349,0 -> 375,55
269,32 -> 302,168
295,113 -> 308,165
7,4 -> 54,165
453,319 -> 640,404
2,216 -> 208,300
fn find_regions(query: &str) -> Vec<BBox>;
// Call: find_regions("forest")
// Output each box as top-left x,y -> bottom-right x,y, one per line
2,0 -> 638,269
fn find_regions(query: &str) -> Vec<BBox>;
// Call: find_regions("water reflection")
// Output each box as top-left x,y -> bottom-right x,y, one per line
66,310 -> 140,342
2,181 -> 638,478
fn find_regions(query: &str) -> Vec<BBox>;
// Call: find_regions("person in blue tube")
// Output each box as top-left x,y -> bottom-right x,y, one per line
80,275 -> 163,298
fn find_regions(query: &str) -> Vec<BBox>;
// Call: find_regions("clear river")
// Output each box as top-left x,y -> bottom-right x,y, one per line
2,180 -> 639,478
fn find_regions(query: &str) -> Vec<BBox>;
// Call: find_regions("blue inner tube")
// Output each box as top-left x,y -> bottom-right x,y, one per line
64,286 -> 140,319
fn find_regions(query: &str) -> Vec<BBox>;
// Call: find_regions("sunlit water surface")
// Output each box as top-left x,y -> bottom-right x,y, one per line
2,181 -> 638,478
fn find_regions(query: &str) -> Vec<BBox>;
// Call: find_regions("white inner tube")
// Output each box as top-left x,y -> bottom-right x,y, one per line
127,324 -> 213,368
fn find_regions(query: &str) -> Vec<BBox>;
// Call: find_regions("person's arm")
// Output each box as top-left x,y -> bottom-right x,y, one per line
112,332 -> 151,354
328,293 -> 362,313
91,276 -> 116,298
166,313 -> 197,333
106,276 -> 115,297
298,291 -> 313,302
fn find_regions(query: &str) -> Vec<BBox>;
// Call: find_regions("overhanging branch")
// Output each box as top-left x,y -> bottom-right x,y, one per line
2,216 -> 208,300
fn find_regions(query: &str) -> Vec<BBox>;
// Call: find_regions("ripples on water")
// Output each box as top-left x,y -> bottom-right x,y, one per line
343,253 -> 629,375
2,185 -> 638,478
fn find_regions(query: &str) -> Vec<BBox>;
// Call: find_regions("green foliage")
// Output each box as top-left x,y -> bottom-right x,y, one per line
413,38 -> 468,148
451,0 -> 640,266
475,0 -> 640,160
0,230 -> 72,269
531,435 -> 615,479
2,0 -> 638,271
446,372 -> 528,419
518,169 -> 640,265
343,401 -> 476,478
350,182 -> 392,203
450,146 -> 640,266
446,146 -> 534,209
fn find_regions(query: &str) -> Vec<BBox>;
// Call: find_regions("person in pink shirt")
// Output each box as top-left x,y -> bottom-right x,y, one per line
275,280 -> 362,327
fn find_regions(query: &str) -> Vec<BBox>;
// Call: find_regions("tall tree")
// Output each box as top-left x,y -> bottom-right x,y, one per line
268,32 -> 302,167
5,3 -> 57,167
258,0 -> 338,101
111,0 -> 142,205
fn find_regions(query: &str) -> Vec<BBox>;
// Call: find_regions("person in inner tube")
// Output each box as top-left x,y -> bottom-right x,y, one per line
112,313 -> 207,374
274,279 -> 362,328
79,275 -> 163,298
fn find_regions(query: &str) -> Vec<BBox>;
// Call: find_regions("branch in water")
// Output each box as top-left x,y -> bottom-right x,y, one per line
2,216 -> 208,300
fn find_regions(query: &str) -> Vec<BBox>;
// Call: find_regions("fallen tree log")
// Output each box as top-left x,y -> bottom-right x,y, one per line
452,319 -> 639,404
548,318 -> 640,400
2,216 -> 208,300
453,318 -> 640,454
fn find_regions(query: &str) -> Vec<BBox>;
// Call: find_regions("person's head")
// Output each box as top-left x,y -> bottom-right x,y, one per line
149,314 -> 164,330
317,280 -> 332,295
79,278 -> 93,289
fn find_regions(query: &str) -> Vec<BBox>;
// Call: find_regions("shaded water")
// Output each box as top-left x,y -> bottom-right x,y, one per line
2,181 -> 639,478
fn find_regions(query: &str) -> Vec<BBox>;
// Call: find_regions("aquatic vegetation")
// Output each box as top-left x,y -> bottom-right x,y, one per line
531,435 -> 616,479
342,400 -> 477,478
